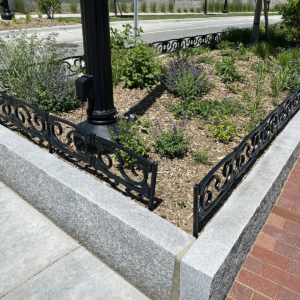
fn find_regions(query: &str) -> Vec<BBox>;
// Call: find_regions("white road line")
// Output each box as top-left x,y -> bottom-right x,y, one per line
73,40 -> 83,43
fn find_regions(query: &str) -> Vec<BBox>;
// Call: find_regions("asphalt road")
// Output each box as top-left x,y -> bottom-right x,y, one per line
1,15 -> 282,55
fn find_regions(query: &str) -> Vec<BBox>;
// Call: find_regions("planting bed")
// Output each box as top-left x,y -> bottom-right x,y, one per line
2,41 -> 299,235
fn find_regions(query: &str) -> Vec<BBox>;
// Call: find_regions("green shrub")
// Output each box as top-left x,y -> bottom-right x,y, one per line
150,2 -> 157,12
16,0 -> 26,13
160,3 -> 166,12
111,48 -> 126,86
214,2 -> 222,12
141,2 -> 147,12
183,7 -> 188,12
69,0 -> 77,13
216,40 -> 235,50
190,7 -> 194,12
215,57 -> 243,82
177,7 -> 181,12
120,43 -> 162,89
109,115 -> 149,165
252,42 -> 274,59
0,32 -> 76,106
110,24 -> 137,50
196,7 -> 201,12
12,16 -> 20,24
193,149 -> 210,165
195,55 -> 214,64
109,0 -> 115,11
25,12 -> 31,23
153,122 -> 190,157
208,2 -> 214,12
169,1 -> 174,12
279,0 -> 300,41
120,2 -> 127,12
131,2 -> 134,12
37,0 -> 62,19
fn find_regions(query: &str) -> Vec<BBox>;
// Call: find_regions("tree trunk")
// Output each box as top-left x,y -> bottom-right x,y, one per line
251,0 -> 263,42
263,0 -> 270,42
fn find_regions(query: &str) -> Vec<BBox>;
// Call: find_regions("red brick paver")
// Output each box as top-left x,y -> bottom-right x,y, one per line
227,159 -> 300,300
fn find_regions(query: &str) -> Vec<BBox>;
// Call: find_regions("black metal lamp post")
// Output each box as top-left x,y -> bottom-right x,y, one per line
222,0 -> 228,13
76,0 -> 117,139
1,0 -> 14,20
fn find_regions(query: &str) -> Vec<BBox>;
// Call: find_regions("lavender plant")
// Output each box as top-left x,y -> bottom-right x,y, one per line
152,121 -> 190,157
25,65 -> 80,113
162,57 -> 211,101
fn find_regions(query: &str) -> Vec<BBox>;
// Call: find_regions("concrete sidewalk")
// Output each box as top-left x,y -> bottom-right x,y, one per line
0,181 -> 148,300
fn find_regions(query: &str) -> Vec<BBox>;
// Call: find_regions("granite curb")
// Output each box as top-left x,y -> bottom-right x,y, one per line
0,124 -> 194,300
179,110 -> 300,299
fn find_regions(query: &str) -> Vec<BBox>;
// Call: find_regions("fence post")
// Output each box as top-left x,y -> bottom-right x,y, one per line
193,184 -> 199,238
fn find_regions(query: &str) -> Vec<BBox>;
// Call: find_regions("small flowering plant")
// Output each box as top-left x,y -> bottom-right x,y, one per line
25,64 -> 79,113
152,120 -> 190,158
162,57 -> 212,102
109,114 -> 150,165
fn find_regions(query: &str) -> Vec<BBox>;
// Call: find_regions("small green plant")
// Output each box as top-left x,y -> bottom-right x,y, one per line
215,57 -> 243,82
69,0 -> 77,13
120,1 -> 127,12
16,0 -> 26,13
12,17 -> 20,24
208,116 -> 240,143
183,7 -> 188,12
169,1 -> 174,12
237,43 -> 248,60
110,115 -> 149,165
153,122 -> 190,157
252,42 -> 273,59
270,65 -> 291,102
195,55 -> 214,64
25,13 -> 31,23
150,2 -> 157,12
37,0 -> 62,19
110,23 -> 138,50
109,0 -> 115,11
190,7 -> 194,12
38,11 -> 43,18
220,49 -> 235,57
160,3 -> 166,12
193,149 -> 210,165
216,40 -> 235,50
177,7 -> 181,12
196,7 -> 201,12
141,1 -> 147,12
178,200 -> 186,207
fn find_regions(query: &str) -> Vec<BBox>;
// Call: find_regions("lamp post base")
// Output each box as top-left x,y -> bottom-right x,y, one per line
1,10 -> 14,20
222,9 -> 228,13
78,120 -> 117,141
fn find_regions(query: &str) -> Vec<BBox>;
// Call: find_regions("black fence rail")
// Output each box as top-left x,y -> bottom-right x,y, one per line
193,86 -> 300,238
0,91 -> 157,210
151,32 -> 223,53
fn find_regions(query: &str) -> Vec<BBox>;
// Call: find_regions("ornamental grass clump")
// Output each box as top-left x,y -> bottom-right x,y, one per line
25,64 -> 80,113
162,57 -> 211,101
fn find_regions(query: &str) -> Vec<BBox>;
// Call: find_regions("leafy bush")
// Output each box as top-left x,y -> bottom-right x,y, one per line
190,7 -> 194,12
169,1 -> 174,12
111,48 -> 126,86
110,115 -> 149,165
153,122 -> 190,157
163,57 -> 212,101
193,149 -> 210,165
141,2 -> 147,12
37,0 -> 62,19
25,13 -> 31,23
25,65 -> 79,113
237,43 -> 248,60
160,3 -> 166,12
252,42 -> 274,59
69,0 -> 77,13
12,17 -> 20,24
120,2 -> 127,12
120,43 -> 162,89
279,0 -> 300,41
177,7 -> 181,12
150,2 -> 156,12
183,7 -> 188,12
109,0 -> 115,11
208,116 -> 240,143
16,0 -> 26,13
196,7 -> 201,12
0,32 -> 75,99
110,24 -> 138,50
215,57 -> 243,82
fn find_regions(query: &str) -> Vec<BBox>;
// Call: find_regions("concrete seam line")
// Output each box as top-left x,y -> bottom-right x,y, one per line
170,239 -> 196,300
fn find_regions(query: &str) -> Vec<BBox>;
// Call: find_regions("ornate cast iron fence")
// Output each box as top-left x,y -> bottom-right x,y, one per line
193,86 -> 300,238
0,90 -> 157,210
151,32 -> 223,53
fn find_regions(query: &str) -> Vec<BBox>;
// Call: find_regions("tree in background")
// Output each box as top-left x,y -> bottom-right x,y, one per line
36,0 -> 62,18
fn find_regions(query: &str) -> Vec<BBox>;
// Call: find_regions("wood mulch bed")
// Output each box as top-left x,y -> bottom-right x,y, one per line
0,47 -> 295,236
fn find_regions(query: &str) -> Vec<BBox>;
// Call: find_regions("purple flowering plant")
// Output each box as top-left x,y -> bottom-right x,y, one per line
25,64 -> 79,113
162,57 -> 212,101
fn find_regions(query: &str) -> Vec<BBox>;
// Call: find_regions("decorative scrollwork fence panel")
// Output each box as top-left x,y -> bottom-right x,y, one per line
193,86 -> 300,238
0,91 -> 157,210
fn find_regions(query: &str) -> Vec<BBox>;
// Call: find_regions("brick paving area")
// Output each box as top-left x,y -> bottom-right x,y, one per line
227,158 -> 300,300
